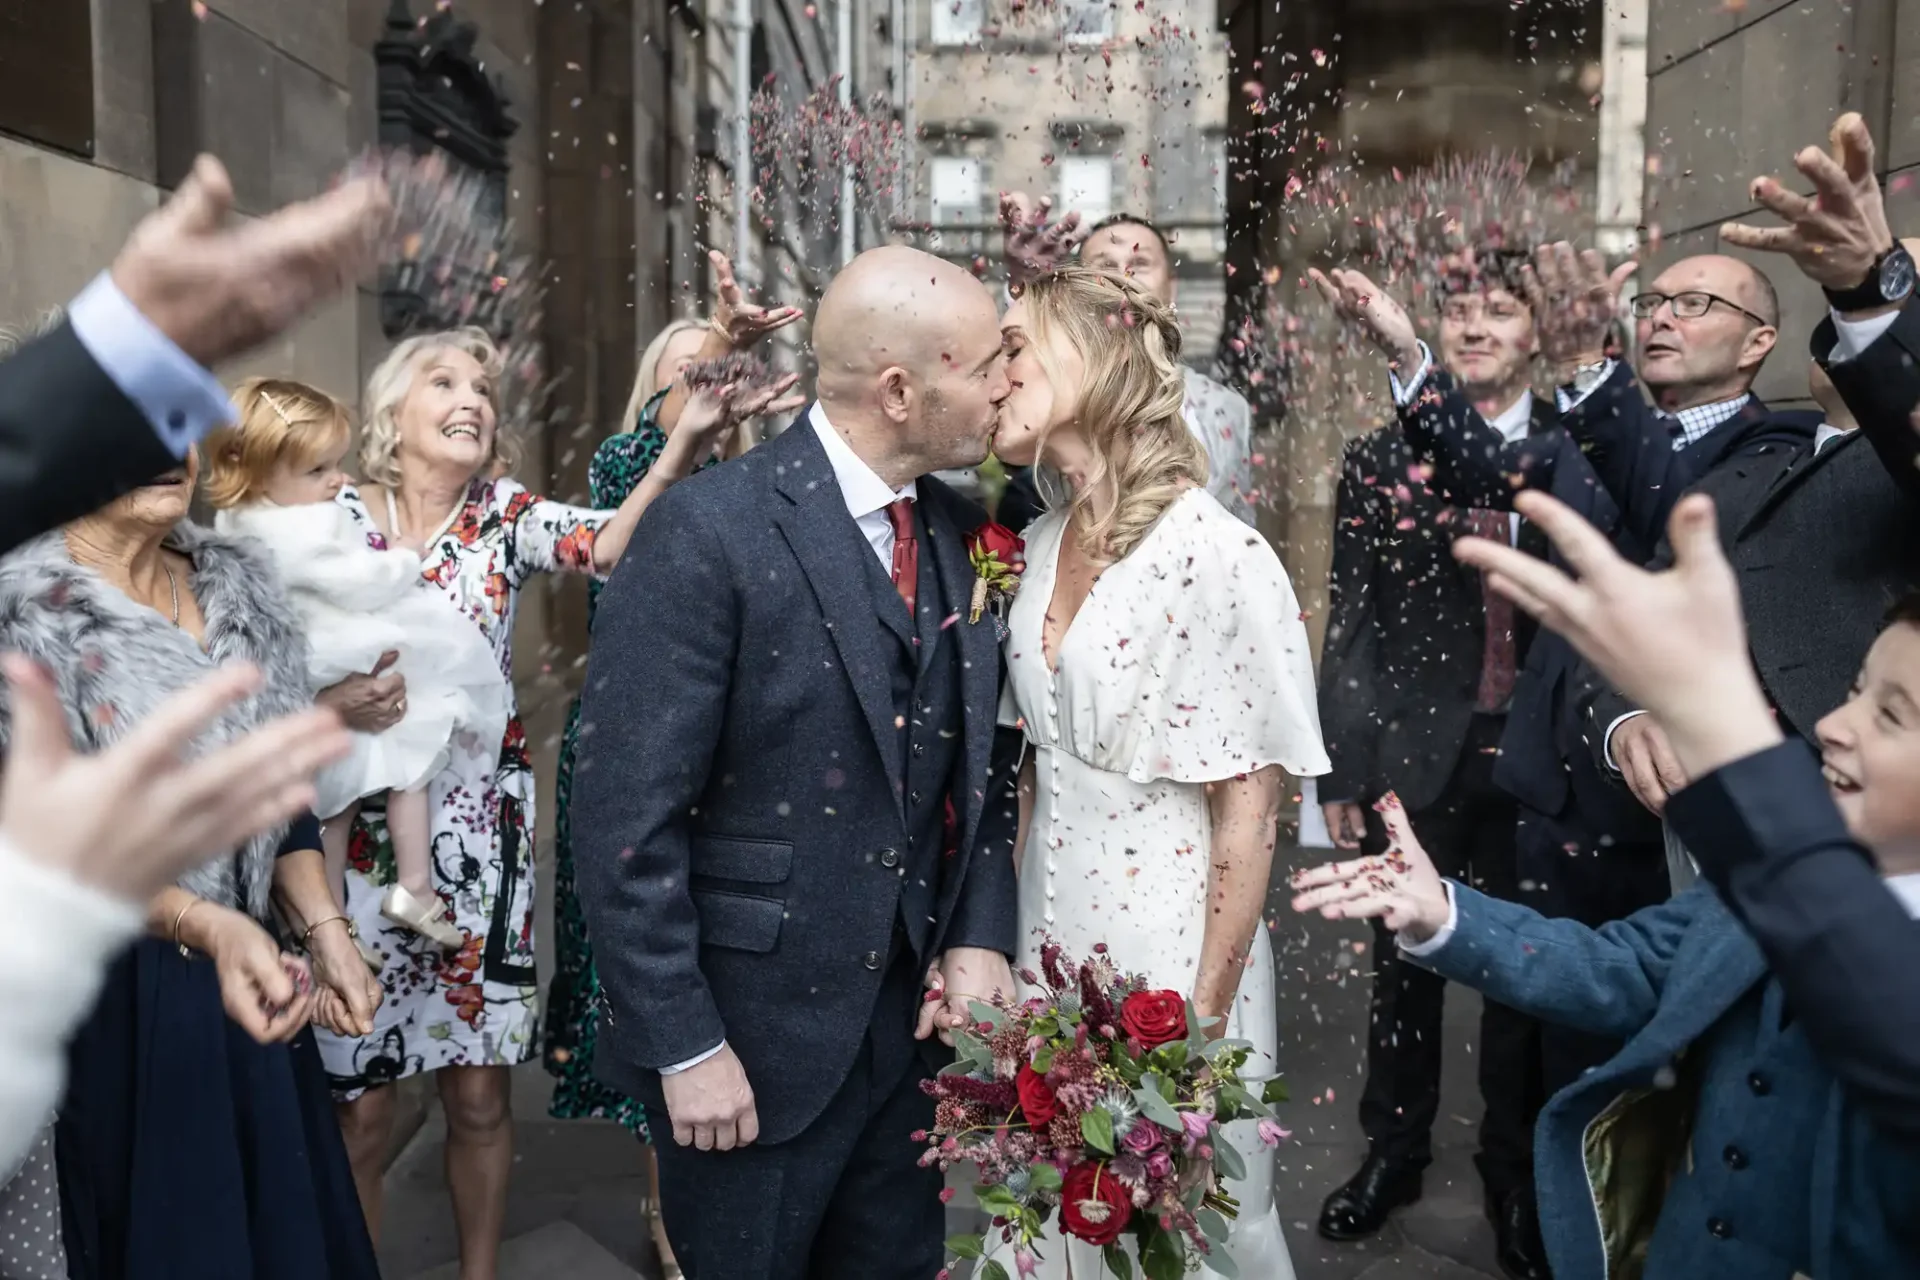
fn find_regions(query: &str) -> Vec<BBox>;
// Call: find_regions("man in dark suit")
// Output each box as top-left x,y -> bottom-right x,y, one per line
1577,116 -> 1920,1059
1315,250 -> 1552,1273
0,154 -> 385,553
1312,244 -> 1816,1272
574,245 -> 1023,1279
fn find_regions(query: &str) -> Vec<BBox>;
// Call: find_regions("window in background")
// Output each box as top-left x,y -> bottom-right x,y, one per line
1057,155 -> 1113,226
930,0 -> 984,46
931,155 -> 983,226
1061,0 -> 1112,44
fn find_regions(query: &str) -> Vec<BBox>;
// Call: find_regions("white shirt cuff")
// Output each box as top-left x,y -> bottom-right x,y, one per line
66,273 -> 236,458
1554,358 -> 1618,413
661,1041 -> 725,1075
1386,342 -> 1433,407
1397,881 -> 1458,956
1601,709 -> 1648,772
1827,306 -> 1902,364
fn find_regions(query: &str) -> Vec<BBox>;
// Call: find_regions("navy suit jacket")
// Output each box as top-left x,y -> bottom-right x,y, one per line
1416,748 -> 1920,1280
573,415 -> 1022,1143
1399,367 -> 1815,842
0,321 -> 182,555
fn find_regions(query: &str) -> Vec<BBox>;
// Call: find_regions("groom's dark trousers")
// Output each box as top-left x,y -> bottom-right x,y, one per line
574,415 -> 1022,1279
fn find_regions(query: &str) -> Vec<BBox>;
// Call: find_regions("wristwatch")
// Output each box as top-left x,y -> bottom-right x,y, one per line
1823,243 -> 1917,311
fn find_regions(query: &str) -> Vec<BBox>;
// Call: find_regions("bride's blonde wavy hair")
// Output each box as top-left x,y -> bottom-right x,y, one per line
1019,265 -> 1207,560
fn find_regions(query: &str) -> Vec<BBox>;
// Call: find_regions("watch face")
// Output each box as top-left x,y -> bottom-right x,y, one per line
1881,248 -> 1916,302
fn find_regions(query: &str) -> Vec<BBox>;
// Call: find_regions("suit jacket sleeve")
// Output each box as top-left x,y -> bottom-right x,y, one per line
1666,740 -> 1920,1140
1556,362 -> 1700,550
1316,437 -> 1382,802
0,322 -> 183,556
572,485 -> 738,1068
1814,299 -> 1920,506
942,725 -> 1023,956
1411,882 -> 1698,1041
1396,368 -> 1563,510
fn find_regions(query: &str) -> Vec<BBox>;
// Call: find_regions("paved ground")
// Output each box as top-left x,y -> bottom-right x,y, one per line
375,825 -> 1507,1280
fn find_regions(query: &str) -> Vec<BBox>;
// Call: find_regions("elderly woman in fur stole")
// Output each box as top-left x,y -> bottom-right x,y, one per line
0,443 -> 383,1280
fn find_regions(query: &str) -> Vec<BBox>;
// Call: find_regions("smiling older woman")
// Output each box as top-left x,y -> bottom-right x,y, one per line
313,326 -> 736,1278
0,448 -> 382,1280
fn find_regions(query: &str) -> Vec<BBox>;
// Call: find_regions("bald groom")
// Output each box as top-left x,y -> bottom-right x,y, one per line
574,246 -> 1023,1278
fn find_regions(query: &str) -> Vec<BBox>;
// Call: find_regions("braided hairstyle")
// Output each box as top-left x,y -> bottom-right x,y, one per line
1018,265 -> 1206,560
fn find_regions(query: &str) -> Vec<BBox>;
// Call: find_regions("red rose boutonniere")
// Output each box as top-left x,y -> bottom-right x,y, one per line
965,521 -> 1025,631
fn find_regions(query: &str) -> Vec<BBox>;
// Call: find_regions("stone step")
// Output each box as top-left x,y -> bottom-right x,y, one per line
403,1221 -> 640,1280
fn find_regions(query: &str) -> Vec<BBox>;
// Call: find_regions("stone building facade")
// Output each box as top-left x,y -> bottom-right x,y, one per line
906,0 -> 1232,353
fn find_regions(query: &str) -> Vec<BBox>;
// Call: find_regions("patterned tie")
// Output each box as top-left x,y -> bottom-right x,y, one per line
886,498 -> 918,615
1467,507 -> 1517,712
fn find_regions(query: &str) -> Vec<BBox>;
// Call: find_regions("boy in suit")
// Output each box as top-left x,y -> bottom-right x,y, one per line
1294,487 -> 1920,1280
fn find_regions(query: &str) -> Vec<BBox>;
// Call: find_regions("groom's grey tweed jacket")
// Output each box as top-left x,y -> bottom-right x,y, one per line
573,412 -> 1022,1144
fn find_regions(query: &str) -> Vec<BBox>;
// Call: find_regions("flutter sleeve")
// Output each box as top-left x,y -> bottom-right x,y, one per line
1121,503 -> 1332,785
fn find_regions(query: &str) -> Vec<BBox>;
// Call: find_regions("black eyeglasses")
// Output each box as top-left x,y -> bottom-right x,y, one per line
1629,291 -> 1770,326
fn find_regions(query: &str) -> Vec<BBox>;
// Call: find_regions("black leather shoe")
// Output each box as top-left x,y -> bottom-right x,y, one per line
1317,1155 -> 1423,1240
1490,1186 -> 1551,1279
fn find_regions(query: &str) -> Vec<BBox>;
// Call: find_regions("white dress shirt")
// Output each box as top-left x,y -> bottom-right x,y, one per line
1182,368 -> 1258,525
1600,306 -> 1899,770
65,273 -> 236,457
807,401 -> 917,569
0,839 -> 143,1179
662,402 -> 915,1078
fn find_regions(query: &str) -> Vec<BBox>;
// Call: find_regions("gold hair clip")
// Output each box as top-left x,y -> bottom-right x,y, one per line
259,390 -> 296,428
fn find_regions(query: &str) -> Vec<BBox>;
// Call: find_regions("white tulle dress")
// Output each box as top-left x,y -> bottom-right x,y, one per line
996,488 -> 1330,1279
216,501 -> 509,820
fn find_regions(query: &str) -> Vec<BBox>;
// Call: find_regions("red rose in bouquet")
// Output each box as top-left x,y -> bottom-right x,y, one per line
1120,989 -> 1188,1048
1059,1160 -> 1133,1246
1015,1062 -> 1059,1128
966,520 -> 1026,570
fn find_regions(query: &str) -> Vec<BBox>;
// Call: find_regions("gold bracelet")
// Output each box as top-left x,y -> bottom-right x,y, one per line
302,914 -> 357,949
171,899 -> 202,959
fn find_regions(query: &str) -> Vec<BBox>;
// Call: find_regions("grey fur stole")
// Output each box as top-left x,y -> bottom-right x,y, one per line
0,522 -> 315,918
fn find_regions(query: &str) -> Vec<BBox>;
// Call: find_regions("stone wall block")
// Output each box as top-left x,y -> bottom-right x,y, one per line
91,0 -> 159,182
206,0 -> 352,87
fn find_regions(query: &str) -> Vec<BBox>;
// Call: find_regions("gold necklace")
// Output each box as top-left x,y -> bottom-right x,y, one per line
162,560 -> 180,625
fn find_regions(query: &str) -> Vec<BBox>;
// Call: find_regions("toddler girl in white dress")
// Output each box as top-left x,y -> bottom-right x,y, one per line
206,378 -> 508,949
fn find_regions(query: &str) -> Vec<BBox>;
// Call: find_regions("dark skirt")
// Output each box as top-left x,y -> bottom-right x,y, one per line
55,936 -> 379,1280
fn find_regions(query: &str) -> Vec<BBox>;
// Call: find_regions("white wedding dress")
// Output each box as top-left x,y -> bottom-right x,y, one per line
997,489 -> 1329,1279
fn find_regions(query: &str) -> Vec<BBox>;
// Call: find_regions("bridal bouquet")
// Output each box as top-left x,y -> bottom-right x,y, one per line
921,940 -> 1289,1280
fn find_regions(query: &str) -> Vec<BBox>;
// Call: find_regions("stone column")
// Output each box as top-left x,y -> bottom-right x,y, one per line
538,0 -> 639,660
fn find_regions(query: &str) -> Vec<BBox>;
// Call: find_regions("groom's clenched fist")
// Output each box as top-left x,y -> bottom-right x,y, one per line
663,1044 -> 759,1151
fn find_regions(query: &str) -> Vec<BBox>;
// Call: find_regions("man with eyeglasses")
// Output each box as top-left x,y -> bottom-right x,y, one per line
1576,117 -> 1920,885
1313,249 -> 1557,1276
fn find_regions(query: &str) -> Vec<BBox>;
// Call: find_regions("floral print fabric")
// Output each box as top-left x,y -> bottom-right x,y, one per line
315,477 -> 605,1097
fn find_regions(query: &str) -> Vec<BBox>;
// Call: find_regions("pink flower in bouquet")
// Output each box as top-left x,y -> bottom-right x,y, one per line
1144,1150 -> 1174,1181
1119,1118 -> 1163,1155
1013,1248 -> 1039,1278
1119,989 -> 1188,1048
1179,1109 -> 1213,1152
1059,1161 -> 1134,1246
1015,1063 -> 1060,1128
1257,1118 -> 1293,1147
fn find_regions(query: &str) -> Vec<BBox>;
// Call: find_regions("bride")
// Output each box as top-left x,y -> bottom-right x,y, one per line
989,265 -> 1330,1278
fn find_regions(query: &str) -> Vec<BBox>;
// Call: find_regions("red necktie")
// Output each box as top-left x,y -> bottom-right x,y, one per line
1467,507 -> 1517,712
887,498 -> 918,615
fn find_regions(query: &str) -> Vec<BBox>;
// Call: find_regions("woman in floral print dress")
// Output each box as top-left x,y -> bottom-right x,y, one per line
311,325 -> 765,1279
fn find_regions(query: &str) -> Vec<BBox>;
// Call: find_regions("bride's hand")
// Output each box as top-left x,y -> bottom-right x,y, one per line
1288,792 -> 1451,945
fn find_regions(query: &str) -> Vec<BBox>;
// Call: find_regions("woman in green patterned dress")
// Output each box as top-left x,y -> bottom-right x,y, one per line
543,295 -> 801,1276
